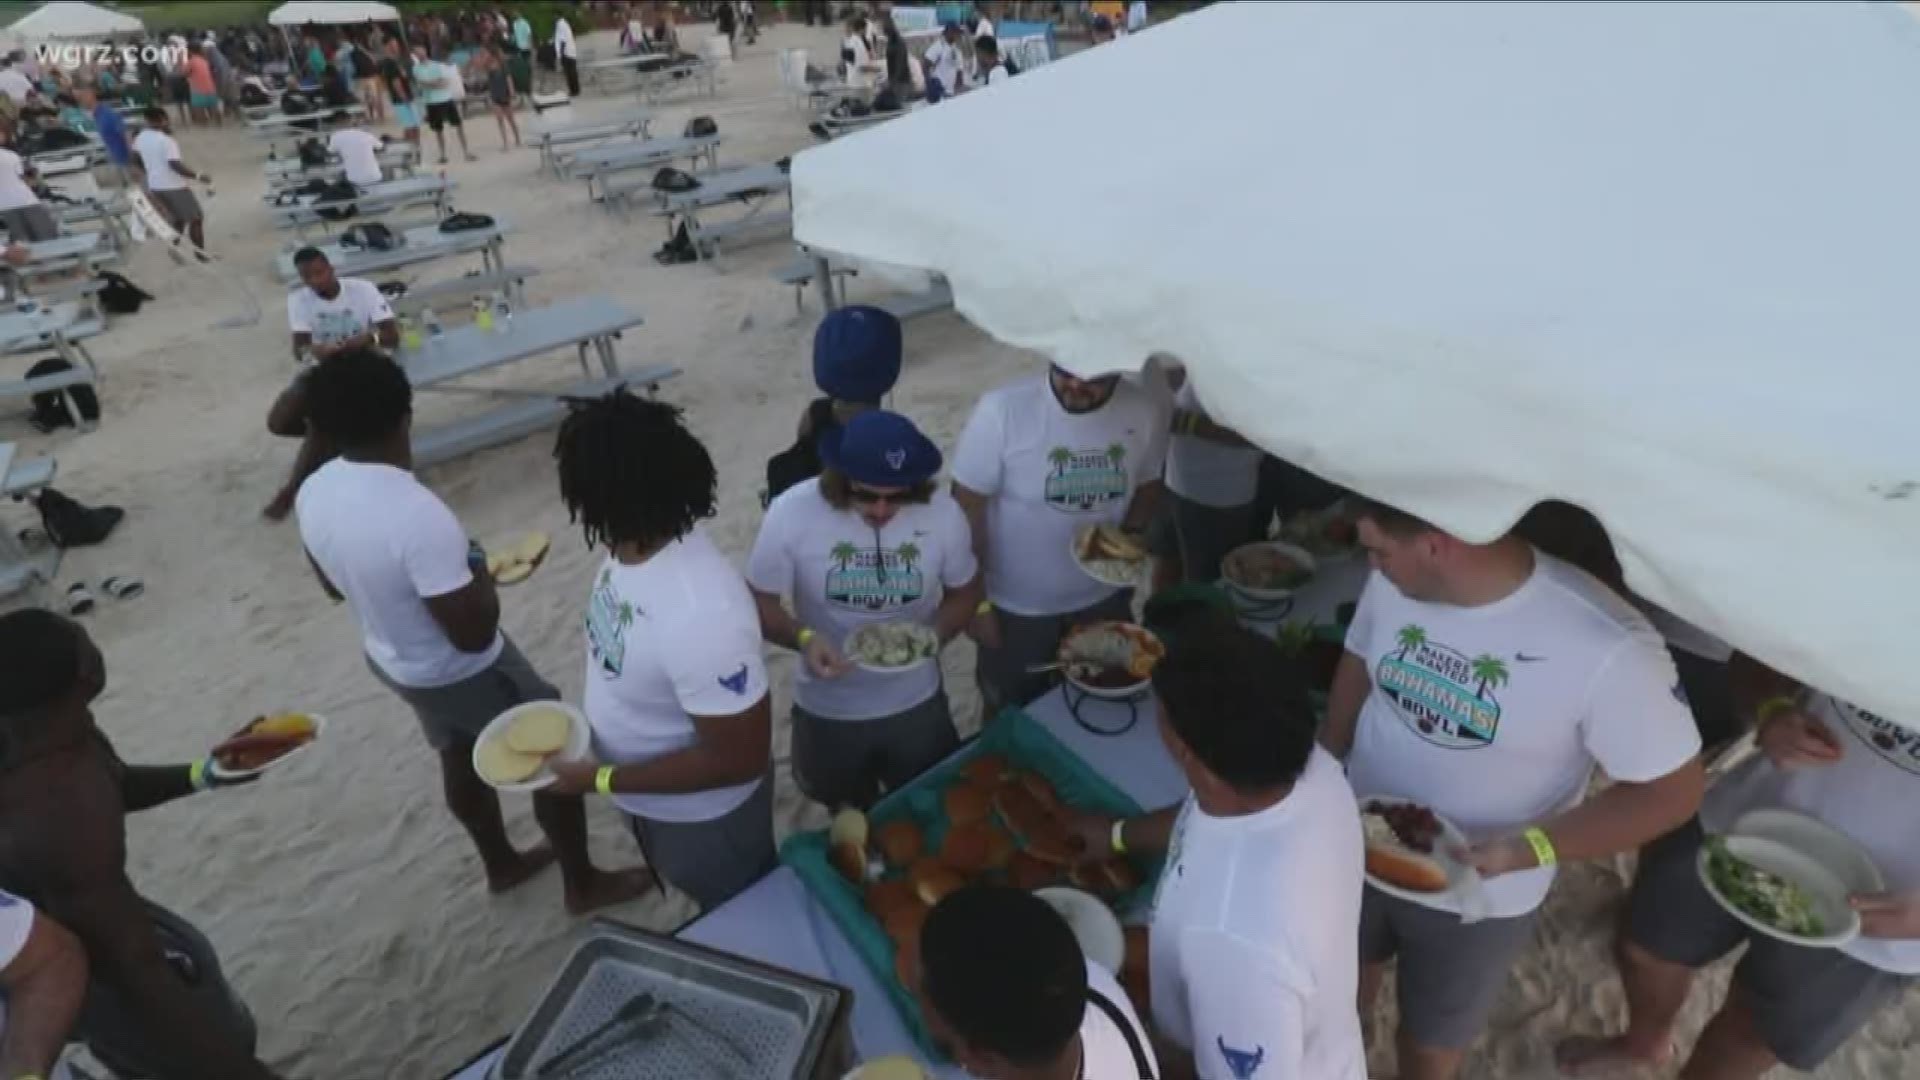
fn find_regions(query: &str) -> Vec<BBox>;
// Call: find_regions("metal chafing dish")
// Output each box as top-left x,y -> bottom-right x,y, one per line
493,920 -> 852,1080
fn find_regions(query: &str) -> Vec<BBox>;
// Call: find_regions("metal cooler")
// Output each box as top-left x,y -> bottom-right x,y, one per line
492,919 -> 853,1080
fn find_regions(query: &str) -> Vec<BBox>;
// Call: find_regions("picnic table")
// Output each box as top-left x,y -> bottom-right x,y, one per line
0,446 -> 60,599
571,133 -> 723,203
271,219 -> 511,283
264,143 -> 420,190
579,50 -> 680,91
649,163 -> 792,264
399,294 -> 676,466
633,58 -> 720,104
530,108 -> 655,175
2,234 -> 119,298
249,105 -> 366,155
268,176 -> 458,235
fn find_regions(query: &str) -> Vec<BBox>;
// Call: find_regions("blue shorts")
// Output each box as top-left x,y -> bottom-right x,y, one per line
190,92 -> 219,110
393,102 -> 420,130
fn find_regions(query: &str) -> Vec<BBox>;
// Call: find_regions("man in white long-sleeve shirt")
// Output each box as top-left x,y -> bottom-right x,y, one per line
553,15 -> 579,96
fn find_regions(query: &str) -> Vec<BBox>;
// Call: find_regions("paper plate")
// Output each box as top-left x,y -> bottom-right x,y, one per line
1069,525 -> 1147,588
1221,540 -> 1318,601
1357,795 -> 1482,908
1035,886 -> 1126,975
845,622 -> 940,675
1730,809 -> 1885,895
1058,621 -> 1162,700
209,714 -> 328,782
472,701 -> 592,793
1696,834 -> 1859,948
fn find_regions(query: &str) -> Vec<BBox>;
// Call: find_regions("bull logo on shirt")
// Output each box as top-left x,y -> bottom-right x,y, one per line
1375,624 -> 1505,749
823,540 -> 926,612
1837,700 -> 1920,778
585,571 -> 634,678
1042,444 -> 1130,512
1217,1037 -> 1265,1078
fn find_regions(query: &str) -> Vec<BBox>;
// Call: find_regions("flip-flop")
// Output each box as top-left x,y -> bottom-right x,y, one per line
102,576 -> 144,600
64,581 -> 95,615
16,526 -> 46,549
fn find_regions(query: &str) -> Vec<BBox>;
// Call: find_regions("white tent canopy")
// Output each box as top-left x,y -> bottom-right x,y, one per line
268,1 -> 400,27
7,2 -> 142,40
793,1 -> 1920,726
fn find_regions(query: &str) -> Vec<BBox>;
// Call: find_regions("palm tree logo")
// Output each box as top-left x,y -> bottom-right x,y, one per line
1395,625 -> 1427,660
1470,654 -> 1510,700
617,601 -> 635,628
830,541 -> 858,571
1047,447 -> 1073,475
895,540 -> 921,572
1106,442 -> 1126,470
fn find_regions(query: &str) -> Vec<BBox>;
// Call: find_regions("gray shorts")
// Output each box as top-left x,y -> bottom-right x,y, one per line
792,691 -> 958,810
626,770 -> 776,912
151,186 -> 203,225
0,204 -> 58,242
1360,885 -> 1540,1050
976,590 -> 1135,716
1626,819 -> 1911,1070
367,636 -> 559,751
78,900 -> 256,1078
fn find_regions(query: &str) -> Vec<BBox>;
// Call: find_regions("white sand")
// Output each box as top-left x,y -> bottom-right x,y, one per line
13,22 -> 1908,1079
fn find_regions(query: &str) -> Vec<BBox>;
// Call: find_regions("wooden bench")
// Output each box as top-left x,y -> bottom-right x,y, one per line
412,364 -> 679,467
388,266 -> 541,318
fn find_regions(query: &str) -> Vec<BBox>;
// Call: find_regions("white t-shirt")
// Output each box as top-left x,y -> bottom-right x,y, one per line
1083,957 -> 1159,1078
328,128 -> 384,185
0,149 -> 37,211
924,39 -> 962,92
554,18 -> 578,59
1704,693 -> 1920,974
1344,553 -> 1702,917
583,529 -> 770,823
1166,381 -> 1261,508
0,69 -> 32,105
287,276 -> 393,347
844,33 -> 875,89
1150,749 -> 1368,1080
976,17 -> 996,40
745,480 -> 976,721
951,374 -> 1168,617
0,888 -> 32,969
985,63 -> 1010,85
297,460 -> 503,688
132,128 -> 187,191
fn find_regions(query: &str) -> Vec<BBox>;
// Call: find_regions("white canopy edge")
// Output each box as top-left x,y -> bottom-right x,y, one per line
792,1 -> 1920,726
8,2 -> 143,41
268,1 -> 400,28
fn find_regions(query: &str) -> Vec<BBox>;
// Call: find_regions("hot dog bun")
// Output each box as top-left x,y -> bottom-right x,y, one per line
1362,814 -> 1449,892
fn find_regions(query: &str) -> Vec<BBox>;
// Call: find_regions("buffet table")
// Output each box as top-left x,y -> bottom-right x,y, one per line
446,555 -> 1370,1078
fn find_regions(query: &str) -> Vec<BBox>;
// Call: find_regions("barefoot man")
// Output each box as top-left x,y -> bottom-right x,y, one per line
0,611 -> 277,1079
1558,659 -> 1919,1080
295,350 -> 648,914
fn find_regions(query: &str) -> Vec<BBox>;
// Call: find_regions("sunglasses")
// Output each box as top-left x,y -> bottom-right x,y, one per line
849,487 -> 909,506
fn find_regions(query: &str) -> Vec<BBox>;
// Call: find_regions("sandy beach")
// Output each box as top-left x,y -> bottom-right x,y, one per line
10,20 -> 1910,1079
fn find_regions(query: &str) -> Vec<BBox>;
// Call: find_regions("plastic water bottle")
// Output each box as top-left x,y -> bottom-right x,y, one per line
496,293 -> 513,332
424,307 -> 444,346
473,294 -> 493,332
400,314 -> 422,352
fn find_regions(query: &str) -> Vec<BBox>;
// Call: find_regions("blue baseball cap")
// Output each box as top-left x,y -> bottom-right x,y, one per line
819,410 -> 942,488
813,305 -> 902,404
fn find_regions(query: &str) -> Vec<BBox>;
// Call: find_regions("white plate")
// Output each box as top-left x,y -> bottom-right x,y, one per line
1221,540 -> 1318,601
1696,834 -> 1860,948
209,714 -> 327,782
1035,886 -> 1126,975
1356,795 -> 1485,912
844,622 -> 940,675
1069,525 -> 1146,588
471,701 -> 592,793
1731,809 -> 1886,894
1059,622 -> 1161,700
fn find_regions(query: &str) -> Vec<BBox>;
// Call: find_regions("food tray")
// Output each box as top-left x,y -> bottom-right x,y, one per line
493,920 -> 851,1079
779,708 -> 1155,1060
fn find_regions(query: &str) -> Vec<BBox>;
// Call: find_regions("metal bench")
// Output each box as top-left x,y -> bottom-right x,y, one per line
0,447 -> 60,600
389,266 -> 542,319
650,164 -> 793,266
412,365 -> 679,467
771,251 -> 857,312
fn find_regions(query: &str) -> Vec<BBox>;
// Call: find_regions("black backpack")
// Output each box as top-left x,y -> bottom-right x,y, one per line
653,221 -> 697,265
340,222 -> 398,250
25,357 -> 100,431
652,167 -> 700,193
280,89 -> 316,115
313,179 -> 359,221
438,211 -> 495,233
1005,58 -> 1020,76
296,136 -> 328,168
95,271 -> 152,315
764,399 -> 836,506
33,486 -> 122,549
683,115 -> 717,138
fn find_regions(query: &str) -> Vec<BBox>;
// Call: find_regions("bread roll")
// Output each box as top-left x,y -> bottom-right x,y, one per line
992,784 -> 1052,840
882,898 -> 929,950
943,782 -> 992,824
504,707 -> 571,754
1363,812 -> 1450,892
941,820 -> 993,874
864,877 -> 917,920
909,858 -> 965,906
876,820 -> 924,867
476,740 -> 544,784
1007,850 -> 1058,891
961,753 -> 1012,787
1012,770 -> 1062,812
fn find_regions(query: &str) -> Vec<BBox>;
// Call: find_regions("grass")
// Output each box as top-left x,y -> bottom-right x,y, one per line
118,2 -> 280,31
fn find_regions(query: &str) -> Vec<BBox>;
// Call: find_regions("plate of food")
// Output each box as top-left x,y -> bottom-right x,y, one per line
1071,523 -> 1149,588
209,713 -> 325,780
846,621 -> 941,674
1276,503 -> 1360,560
1359,796 -> 1479,905
1057,621 -> 1165,700
486,531 -> 552,587
1697,834 -> 1859,948
1730,809 -> 1886,897
471,701 -> 591,792
1222,540 -> 1317,601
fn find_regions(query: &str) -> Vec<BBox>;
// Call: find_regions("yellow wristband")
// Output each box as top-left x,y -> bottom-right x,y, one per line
1110,819 -> 1128,855
1756,695 -> 1798,725
594,766 -> 615,796
189,758 -> 210,792
797,627 -> 816,648
1522,827 -> 1557,868
975,600 -> 993,616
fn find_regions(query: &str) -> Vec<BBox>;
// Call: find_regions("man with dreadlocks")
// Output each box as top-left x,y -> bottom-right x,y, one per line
295,349 -> 649,916
0,609 -> 278,1080
546,389 -> 778,912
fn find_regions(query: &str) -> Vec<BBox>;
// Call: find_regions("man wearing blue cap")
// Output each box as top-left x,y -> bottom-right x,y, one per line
748,410 -> 983,808
766,305 -> 905,505
952,365 -> 1169,714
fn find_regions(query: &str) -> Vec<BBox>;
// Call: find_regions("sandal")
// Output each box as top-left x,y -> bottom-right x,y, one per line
102,576 -> 144,600
64,581 -> 95,615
